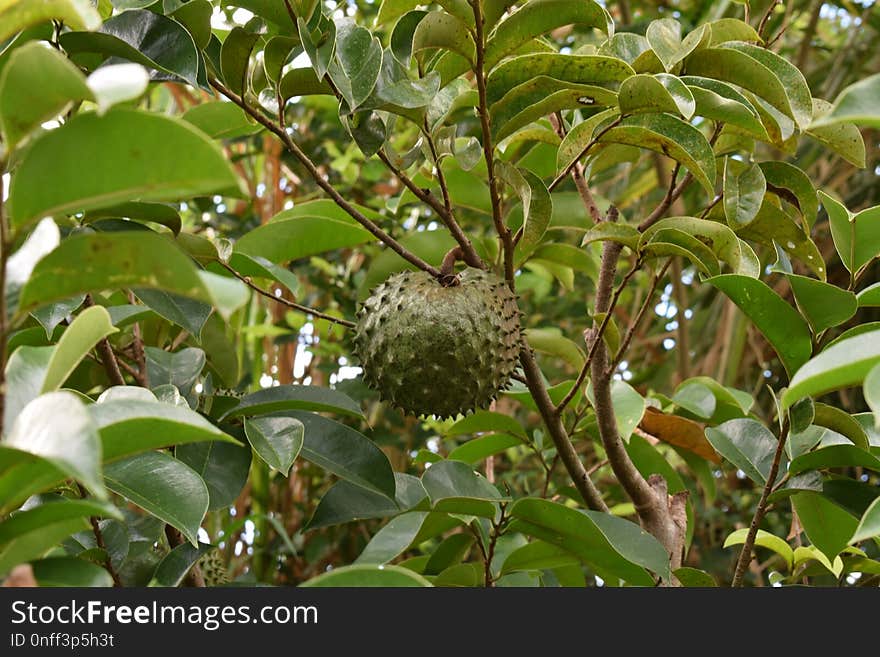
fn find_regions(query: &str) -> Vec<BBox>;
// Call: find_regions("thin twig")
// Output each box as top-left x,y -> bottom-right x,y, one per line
549,117 -> 623,192
608,259 -> 671,374
732,418 -> 790,587
209,78 -> 440,277
377,149 -> 484,269
83,296 -> 126,386
76,484 -> 123,587
470,0 -> 514,286
550,112 -> 602,222
219,261 -> 356,328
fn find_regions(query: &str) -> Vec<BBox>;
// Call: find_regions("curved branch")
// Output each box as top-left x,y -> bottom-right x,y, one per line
209,79 -> 440,278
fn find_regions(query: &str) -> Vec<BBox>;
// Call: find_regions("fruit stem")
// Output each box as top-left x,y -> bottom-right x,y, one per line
439,246 -> 465,287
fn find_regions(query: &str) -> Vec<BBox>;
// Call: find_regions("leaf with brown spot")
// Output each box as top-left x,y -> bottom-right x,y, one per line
639,407 -> 720,463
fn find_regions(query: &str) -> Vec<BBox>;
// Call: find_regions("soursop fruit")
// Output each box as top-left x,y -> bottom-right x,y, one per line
353,268 -> 521,418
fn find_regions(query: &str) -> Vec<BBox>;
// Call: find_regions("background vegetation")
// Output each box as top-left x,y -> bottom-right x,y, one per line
1,0 -> 879,588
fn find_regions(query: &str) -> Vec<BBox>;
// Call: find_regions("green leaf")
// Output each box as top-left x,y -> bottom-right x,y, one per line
812,404 -> 869,450
447,411 -> 527,441
8,108 -> 240,231
134,290 -> 211,338
234,212 -> 374,265
484,0 -> 613,68
0,0 -> 100,43
618,73 -> 696,118
17,232 -> 219,317
587,380 -> 645,441
176,440 -> 251,511
857,283 -> 880,309
355,511 -> 427,565
820,192 -> 880,276
306,473 -> 427,530
508,498 -> 668,584
643,228 -> 720,277
182,101 -> 261,140
104,451 -> 209,546
759,161 -> 818,229
641,218 -> 759,277
496,162 -> 551,247
60,9 -> 200,88
705,419 -> 779,485
500,540 -> 580,575
723,159 -> 765,228
706,274 -> 812,375
782,330 -> 880,409
600,114 -> 716,194
448,434 -> 522,463
412,11 -> 474,66
673,567 -> 717,587
865,363 -> 880,431
84,201 -> 183,235
5,391 -> 104,500
90,397 -> 235,462
244,416 -> 304,476
290,411 -> 396,499
852,497 -> 880,544
788,445 -> 880,477
811,73 -> 880,129
330,18 -> 383,111
298,11 -> 335,80
2,346 -> 52,435
0,498 -> 119,577
220,26 -> 260,96
580,222 -> 641,251
31,556 -> 113,587
0,41 -> 91,149
685,43 -> 811,129
151,542 -> 215,587
524,327 -> 584,369
43,305 -> 117,393
646,18 -> 705,72
222,385 -> 364,420
723,528 -> 793,570
486,54 -> 633,106
683,76 -> 767,141
421,460 -> 502,516
792,492 -> 858,561
301,564 -> 432,587
786,274 -> 857,334
145,347 -> 205,400
807,98 -> 866,168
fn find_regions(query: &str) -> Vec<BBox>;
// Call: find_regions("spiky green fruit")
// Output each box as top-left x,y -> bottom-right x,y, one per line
354,268 -> 521,419
197,549 -> 230,587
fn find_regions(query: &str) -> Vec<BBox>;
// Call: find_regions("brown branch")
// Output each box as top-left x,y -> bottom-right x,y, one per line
638,163 -> 690,232
549,117 -> 623,192
377,149 -> 484,269
550,112 -> 602,222
219,262 -> 356,328
83,295 -> 126,386
282,0 -> 297,25
209,78 -> 440,278
590,241 -> 687,578
757,0 -> 782,40
77,484 -> 123,587
470,0 -> 514,286
732,418 -> 790,587
519,347 -> 608,512
126,291 -> 149,387
608,259 -> 671,375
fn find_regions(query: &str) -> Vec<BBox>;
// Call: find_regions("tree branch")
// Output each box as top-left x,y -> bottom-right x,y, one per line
732,418 -> 790,587
209,78 -> 441,278
590,241 -> 687,578
549,117 -> 623,192
519,347 -> 608,512
550,112 -> 602,222
78,484 -> 123,587
377,149 -> 484,269
83,296 -> 126,386
219,261 -> 356,328
470,0 -> 514,286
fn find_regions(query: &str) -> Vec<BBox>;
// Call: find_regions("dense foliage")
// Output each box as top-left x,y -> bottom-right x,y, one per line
0,0 -> 879,588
